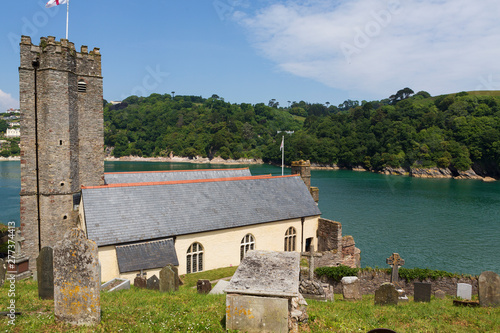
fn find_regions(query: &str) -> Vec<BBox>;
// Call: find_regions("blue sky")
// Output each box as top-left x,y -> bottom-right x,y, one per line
1,0 -> 499,111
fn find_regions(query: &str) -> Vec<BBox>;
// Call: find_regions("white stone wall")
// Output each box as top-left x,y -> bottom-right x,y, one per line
97,215 -> 319,282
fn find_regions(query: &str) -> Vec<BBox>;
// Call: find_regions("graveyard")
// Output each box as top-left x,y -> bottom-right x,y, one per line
1,265 -> 499,332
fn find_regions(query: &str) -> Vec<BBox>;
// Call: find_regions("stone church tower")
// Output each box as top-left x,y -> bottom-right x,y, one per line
19,36 -> 104,270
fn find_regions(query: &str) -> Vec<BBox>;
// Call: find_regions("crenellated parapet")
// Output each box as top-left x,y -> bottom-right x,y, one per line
19,35 -> 101,78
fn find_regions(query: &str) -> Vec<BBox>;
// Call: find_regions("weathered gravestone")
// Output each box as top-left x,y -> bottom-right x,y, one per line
413,282 -> 431,302
457,283 -> 472,300
341,276 -> 362,301
209,279 -> 229,295
478,271 -> 500,307
53,229 -> 100,325
36,246 -> 54,300
147,275 -> 160,290
197,279 -> 212,294
374,283 -> 399,306
134,272 -> 147,289
225,250 -> 307,332
159,264 -> 179,292
434,289 -> 446,299
0,259 -> 6,287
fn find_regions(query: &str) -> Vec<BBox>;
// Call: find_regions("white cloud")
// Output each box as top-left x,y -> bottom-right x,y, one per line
236,0 -> 500,99
0,89 -> 18,111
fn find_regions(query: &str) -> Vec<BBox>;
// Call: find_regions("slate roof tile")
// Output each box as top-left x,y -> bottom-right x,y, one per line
83,175 -> 321,247
115,238 -> 178,273
104,168 -> 251,184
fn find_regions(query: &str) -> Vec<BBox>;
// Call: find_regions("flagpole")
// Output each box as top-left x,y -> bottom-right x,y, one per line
281,135 -> 284,176
66,0 -> 69,39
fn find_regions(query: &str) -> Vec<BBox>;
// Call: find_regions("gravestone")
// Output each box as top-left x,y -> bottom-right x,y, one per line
414,282 -> 431,302
53,229 -> 100,325
341,276 -> 362,301
478,271 -> 500,307
0,259 -> 6,287
434,289 -> 446,299
159,264 -> 179,292
225,250 -> 305,332
374,283 -> 399,306
197,279 -> 212,294
134,271 -> 147,289
147,275 -> 160,290
36,246 -> 54,300
386,253 -> 405,286
209,279 -> 229,295
457,283 -> 472,300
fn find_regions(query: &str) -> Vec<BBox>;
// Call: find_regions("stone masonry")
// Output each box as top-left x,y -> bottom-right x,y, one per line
19,36 -> 104,271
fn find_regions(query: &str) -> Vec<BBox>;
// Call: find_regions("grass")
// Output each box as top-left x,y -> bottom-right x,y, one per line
1,268 -> 499,332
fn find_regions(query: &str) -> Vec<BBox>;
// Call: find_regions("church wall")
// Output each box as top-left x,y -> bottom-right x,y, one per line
97,215 -> 319,282
99,245 -> 120,282
174,215 -> 319,276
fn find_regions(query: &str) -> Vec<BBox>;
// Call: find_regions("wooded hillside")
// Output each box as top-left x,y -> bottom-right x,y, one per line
104,90 -> 500,177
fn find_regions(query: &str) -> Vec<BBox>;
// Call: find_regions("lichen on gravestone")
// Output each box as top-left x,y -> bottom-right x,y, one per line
53,229 -> 100,325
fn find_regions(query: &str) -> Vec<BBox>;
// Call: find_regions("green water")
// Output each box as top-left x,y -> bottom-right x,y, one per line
1,160 -> 499,275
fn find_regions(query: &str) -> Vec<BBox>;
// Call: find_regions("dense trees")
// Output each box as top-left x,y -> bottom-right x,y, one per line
100,90 -> 499,176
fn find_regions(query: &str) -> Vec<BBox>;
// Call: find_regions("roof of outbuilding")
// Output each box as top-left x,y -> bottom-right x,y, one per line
82,175 -> 321,247
104,168 -> 252,184
115,238 -> 178,273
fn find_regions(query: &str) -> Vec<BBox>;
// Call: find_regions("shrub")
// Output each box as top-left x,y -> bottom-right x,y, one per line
314,265 -> 359,282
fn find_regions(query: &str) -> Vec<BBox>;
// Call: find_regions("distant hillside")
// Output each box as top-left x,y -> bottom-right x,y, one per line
103,90 -> 500,178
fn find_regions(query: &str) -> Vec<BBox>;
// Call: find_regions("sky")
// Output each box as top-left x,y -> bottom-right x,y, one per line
1,0 -> 499,111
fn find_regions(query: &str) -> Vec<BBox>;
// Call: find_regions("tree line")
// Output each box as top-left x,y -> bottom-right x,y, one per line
103,90 -> 500,177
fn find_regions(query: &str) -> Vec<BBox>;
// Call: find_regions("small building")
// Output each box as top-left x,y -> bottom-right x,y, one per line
5,128 -> 20,138
78,168 -> 322,281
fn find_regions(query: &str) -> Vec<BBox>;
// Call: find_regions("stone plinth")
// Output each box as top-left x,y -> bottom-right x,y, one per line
225,250 -> 305,332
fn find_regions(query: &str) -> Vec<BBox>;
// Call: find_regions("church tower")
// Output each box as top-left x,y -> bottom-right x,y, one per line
19,36 -> 104,270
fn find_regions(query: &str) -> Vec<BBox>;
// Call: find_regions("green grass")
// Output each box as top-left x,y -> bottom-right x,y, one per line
1,268 -> 499,332
179,266 -> 237,288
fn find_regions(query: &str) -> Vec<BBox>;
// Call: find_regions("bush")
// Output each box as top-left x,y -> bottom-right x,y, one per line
314,265 -> 359,282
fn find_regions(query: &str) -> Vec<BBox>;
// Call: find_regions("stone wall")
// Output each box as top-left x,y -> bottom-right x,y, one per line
319,270 -> 478,296
314,218 -> 361,268
19,35 -> 104,270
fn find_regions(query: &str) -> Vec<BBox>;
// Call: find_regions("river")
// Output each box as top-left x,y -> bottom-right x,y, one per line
1,160 -> 498,275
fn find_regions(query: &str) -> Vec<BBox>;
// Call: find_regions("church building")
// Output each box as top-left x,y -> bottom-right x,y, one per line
19,36 -> 357,283
79,168 -> 322,281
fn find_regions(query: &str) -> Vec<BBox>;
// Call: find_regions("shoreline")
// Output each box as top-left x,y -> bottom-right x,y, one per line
1,155 -> 496,181
104,155 -> 265,165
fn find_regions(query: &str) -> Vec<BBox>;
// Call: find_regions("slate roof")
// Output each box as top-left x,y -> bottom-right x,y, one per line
115,238 -> 178,273
82,175 -> 321,247
104,168 -> 252,184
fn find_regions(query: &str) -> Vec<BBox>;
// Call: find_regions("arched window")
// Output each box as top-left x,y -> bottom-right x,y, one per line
77,79 -> 87,93
240,234 -> 255,261
284,227 -> 296,252
186,242 -> 203,274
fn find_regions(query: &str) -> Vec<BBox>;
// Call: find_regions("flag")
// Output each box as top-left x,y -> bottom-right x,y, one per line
280,136 -> 284,151
46,0 -> 67,8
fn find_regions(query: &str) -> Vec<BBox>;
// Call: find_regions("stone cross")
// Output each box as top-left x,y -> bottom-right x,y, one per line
14,228 -> 25,256
53,229 -> 100,325
306,249 -> 321,280
386,253 -> 405,285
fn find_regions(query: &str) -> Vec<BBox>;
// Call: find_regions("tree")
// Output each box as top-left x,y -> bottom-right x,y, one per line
0,119 -> 7,133
389,87 -> 414,104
